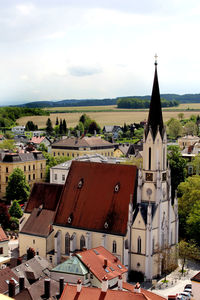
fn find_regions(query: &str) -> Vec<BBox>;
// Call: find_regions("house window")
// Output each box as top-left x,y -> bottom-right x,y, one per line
28,174 -> 31,181
149,147 -> 151,170
33,240 -> 35,244
6,167 -> 8,173
125,239 -> 129,249
112,241 -> 117,253
65,233 -> 70,255
41,173 -> 43,179
33,165 -> 35,170
62,153 -> 64,156
80,235 -> 85,250
40,163 -> 42,169
6,177 -> 8,183
33,174 -> 35,180
62,175 -> 65,181
54,174 -> 57,181
49,256 -> 53,263
0,247 -> 3,254
24,166 -> 26,172
54,152 -> 55,156
29,165 -> 31,171
137,236 -> 141,254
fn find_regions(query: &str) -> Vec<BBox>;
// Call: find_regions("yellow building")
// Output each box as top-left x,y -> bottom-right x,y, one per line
0,151 -> 46,198
51,136 -> 114,158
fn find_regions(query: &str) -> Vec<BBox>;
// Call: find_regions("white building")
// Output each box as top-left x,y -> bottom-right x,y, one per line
11,126 -> 25,135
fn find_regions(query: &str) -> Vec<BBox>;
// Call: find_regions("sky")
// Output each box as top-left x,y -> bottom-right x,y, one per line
1,0 -> 200,105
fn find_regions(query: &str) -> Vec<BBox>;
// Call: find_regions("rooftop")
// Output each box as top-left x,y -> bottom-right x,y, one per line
51,136 -> 114,149
51,256 -> 88,276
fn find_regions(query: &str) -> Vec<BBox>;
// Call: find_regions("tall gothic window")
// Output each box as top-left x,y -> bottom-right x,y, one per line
137,236 -> 141,254
163,147 -> 165,169
80,235 -> 85,250
65,233 -> 70,255
149,147 -> 151,170
112,240 -> 117,253
125,239 -> 129,249
152,237 -> 155,254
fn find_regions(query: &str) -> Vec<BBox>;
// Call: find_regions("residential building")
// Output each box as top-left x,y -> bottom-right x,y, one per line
0,226 -> 9,266
0,151 -> 46,198
51,136 -> 114,158
19,59 -> 178,280
29,136 -> 51,150
178,135 -> 199,150
11,126 -> 25,135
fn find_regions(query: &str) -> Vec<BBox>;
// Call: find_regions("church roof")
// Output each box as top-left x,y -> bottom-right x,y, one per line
132,203 -> 157,225
145,61 -> 164,140
24,183 -> 63,213
54,161 -> 137,235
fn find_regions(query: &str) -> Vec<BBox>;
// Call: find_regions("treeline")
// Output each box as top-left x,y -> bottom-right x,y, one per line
0,107 -> 49,128
117,98 -> 179,109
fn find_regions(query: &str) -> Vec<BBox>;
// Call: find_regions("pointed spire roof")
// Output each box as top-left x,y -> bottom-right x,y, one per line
145,56 -> 164,140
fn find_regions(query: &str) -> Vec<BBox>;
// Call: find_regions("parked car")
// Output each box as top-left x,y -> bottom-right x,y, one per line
184,284 -> 192,290
180,292 -> 191,300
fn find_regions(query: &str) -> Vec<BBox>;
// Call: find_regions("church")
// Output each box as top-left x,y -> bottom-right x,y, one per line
19,59 -> 178,280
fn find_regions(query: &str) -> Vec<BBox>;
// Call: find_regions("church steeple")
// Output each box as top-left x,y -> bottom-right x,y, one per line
145,55 -> 164,140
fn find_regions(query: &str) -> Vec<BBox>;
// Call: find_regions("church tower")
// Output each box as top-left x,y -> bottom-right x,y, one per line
131,56 -> 178,279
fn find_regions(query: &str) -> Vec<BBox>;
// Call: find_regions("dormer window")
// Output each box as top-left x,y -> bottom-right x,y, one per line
78,178 -> 84,189
104,222 -> 108,229
114,183 -> 120,193
68,217 -> 71,224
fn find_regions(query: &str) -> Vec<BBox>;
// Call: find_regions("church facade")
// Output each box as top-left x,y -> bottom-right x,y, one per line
19,60 -> 178,280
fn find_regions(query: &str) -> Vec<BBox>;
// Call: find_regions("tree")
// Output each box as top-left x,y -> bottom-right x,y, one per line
0,140 -> 15,151
59,119 -> 63,134
178,240 -> 200,274
191,154 -> 200,174
186,201 -> 200,245
167,145 -> 187,201
167,118 -> 182,139
63,119 -> 67,134
184,121 -> 198,136
46,118 -> 53,135
56,117 -> 59,126
9,200 -> 23,219
0,203 -> 10,229
88,121 -> 101,134
6,168 -> 30,203
178,113 -> 184,121
38,143 -> 48,153
25,121 -> 38,131
178,175 -> 200,240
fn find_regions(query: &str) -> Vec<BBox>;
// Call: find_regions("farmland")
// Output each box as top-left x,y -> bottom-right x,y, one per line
16,103 -> 200,129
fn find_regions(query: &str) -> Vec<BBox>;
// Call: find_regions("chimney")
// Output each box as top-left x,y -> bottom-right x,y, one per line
101,276 -> 108,292
103,259 -> 108,269
19,276 -> 25,292
59,277 -> 64,296
77,279 -> 82,293
118,275 -> 122,290
134,282 -> 141,293
8,279 -> 15,298
44,278 -> 50,299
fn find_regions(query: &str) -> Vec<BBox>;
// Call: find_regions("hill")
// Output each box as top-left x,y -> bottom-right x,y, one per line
13,94 -> 200,108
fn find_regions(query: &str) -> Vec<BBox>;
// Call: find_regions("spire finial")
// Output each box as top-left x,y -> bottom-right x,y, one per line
154,53 -> 158,66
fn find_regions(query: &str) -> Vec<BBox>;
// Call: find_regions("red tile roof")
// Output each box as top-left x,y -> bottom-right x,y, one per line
30,137 -> 45,144
21,208 -> 55,237
0,227 -> 8,242
52,136 -> 114,149
60,284 -> 156,300
191,271 -> 200,282
54,161 -> 137,235
25,183 -> 63,213
0,267 -> 18,294
123,283 -> 166,300
76,246 -> 127,282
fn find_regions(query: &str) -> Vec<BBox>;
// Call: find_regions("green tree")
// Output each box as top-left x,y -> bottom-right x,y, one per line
46,118 -> 53,135
6,168 -> 30,203
186,201 -> 200,245
0,140 -> 15,151
178,113 -> 184,121
25,121 -> 38,131
178,175 -> 200,240
88,121 -> 101,134
167,145 -> 187,201
9,217 -> 19,230
59,119 -> 63,134
167,118 -> 182,139
9,200 -> 23,218
56,117 -> 59,126
63,119 -> 67,134
178,240 -> 200,274
184,121 -> 198,136
38,143 -> 48,153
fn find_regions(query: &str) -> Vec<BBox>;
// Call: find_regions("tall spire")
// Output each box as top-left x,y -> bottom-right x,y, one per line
145,55 -> 164,140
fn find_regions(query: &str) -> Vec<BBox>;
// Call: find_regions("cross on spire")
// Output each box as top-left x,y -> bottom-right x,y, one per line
154,54 -> 158,65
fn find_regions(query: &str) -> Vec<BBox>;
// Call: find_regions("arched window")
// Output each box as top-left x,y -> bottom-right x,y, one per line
149,147 -> 151,170
65,233 -> 70,255
137,236 -> 141,254
125,239 -> 129,249
163,147 -> 165,169
112,240 -> 117,253
80,235 -> 85,250
152,237 -> 155,254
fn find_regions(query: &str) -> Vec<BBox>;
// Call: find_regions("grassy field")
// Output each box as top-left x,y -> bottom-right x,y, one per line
16,103 -> 200,128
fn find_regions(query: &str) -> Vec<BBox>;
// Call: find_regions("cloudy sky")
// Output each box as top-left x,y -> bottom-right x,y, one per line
1,0 -> 200,105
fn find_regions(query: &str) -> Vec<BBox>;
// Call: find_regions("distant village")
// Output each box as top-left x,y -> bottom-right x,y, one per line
0,62 -> 200,300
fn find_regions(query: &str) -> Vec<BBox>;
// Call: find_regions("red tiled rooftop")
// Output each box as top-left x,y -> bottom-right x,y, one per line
76,246 -> 127,282
25,183 -> 63,213
0,267 -> 18,294
30,136 -> 45,144
54,161 -> 137,235
0,227 -> 8,242
191,271 -> 200,282
60,284 -> 151,300
122,283 -> 166,300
